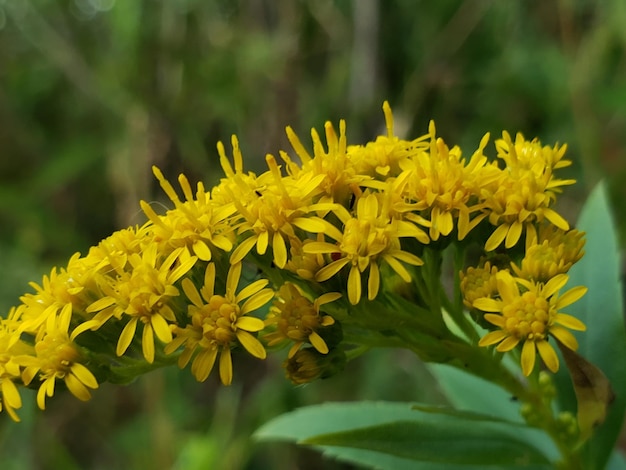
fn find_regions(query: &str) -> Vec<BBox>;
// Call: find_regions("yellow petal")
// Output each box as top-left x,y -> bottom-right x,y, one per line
347,265 -> 362,305
192,347 -> 218,382
316,258 -> 351,282
473,298 -> 501,313
152,314 -> 173,344
142,323 -> 155,364
496,336 -> 520,352
219,348 -> 233,385
478,330 -> 508,347
317,292 -> 342,306
71,363 -> 99,389
483,313 -> 505,327
383,255 -> 412,283
390,250 -> 424,266
203,262 -> 216,299
303,241 -> 341,254
230,236 -> 257,264
505,221 -> 523,248
193,239 -> 213,261
485,224 -> 509,252
521,340 -> 537,376
554,313 -> 586,332
273,232 -> 288,269
236,316 -> 265,332
236,330 -> 266,359
550,325 -> 579,351
241,289 -> 275,314
542,274 -> 568,298
556,286 -> 588,310
257,230 -> 269,255
368,262 -> 380,301
2,379 -> 22,409
544,208 -> 570,231
86,296 -> 116,313
65,373 -> 92,402
182,278 -> 204,308
226,262 -> 243,297
309,331 -> 329,354
238,278 -> 269,302
537,340 -> 559,372
117,318 -> 138,357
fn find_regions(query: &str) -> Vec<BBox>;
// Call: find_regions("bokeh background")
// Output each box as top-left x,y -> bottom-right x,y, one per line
1,1 -> 625,468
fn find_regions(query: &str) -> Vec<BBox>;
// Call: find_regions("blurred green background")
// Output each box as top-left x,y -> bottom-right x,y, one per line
1,0 -> 625,468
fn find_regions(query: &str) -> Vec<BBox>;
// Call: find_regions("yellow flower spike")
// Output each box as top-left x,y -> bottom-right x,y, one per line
166,262 -> 273,384
474,271 -> 587,376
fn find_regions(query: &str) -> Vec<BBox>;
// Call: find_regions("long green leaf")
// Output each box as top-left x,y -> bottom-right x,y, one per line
255,401 -> 552,469
560,182 -> 626,469
305,420 -> 551,467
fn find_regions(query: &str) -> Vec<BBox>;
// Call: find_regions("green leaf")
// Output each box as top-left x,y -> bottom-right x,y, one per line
306,420 -> 550,467
560,181 -> 626,469
427,363 -> 560,461
255,401 -> 552,469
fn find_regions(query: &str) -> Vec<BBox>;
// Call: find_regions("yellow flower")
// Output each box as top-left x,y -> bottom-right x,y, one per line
140,166 -> 236,262
511,227 -> 585,282
227,154 -> 339,269
16,252 -> 95,339
284,347 -> 346,385
263,282 -> 340,357
474,271 -> 587,376
20,306 -> 99,410
482,133 -> 575,251
75,245 -> 197,364
399,122 -> 495,241
0,315 -> 31,422
348,101 -> 429,179
304,192 -> 426,305
280,118 -> 369,207
165,262 -> 274,385
460,261 -> 499,309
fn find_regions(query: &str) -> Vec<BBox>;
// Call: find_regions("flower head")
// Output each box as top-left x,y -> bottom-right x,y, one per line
19,306 -> 99,410
76,245 -> 197,364
474,271 -> 587,376
166,262 -> 274,385
482,133 -> 575,251
304,192 -> 426,304
263,283 -> 340,357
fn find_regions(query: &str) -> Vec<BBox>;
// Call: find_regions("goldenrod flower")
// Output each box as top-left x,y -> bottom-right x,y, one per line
511,227 -> 585,282
140,166 -> 236,262
399,122 -> 494,241
348,101 -> 429,180
280,119 -> 369,207
0,315 -> 30,421
460,261 -> 499,309
16,253 -> 94,339
482,133 -> 575,251
263,283 -> 340,357
217,139 -> 338,269
304,192 -> 425,305
166,262 -> 274,385
284,347 -> 346,385
474,271 -> 587,376
20,307 -> 99,410
77,245 -> 197,363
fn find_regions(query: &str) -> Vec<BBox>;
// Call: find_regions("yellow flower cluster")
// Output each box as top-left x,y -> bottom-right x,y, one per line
0,102 -> 587,421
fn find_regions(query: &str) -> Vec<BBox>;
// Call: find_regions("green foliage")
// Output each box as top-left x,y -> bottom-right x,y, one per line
556,182 -> 626,470
255,402 -> 553,469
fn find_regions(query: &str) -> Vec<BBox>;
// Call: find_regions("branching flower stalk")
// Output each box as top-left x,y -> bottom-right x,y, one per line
0,102 -> 603,467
